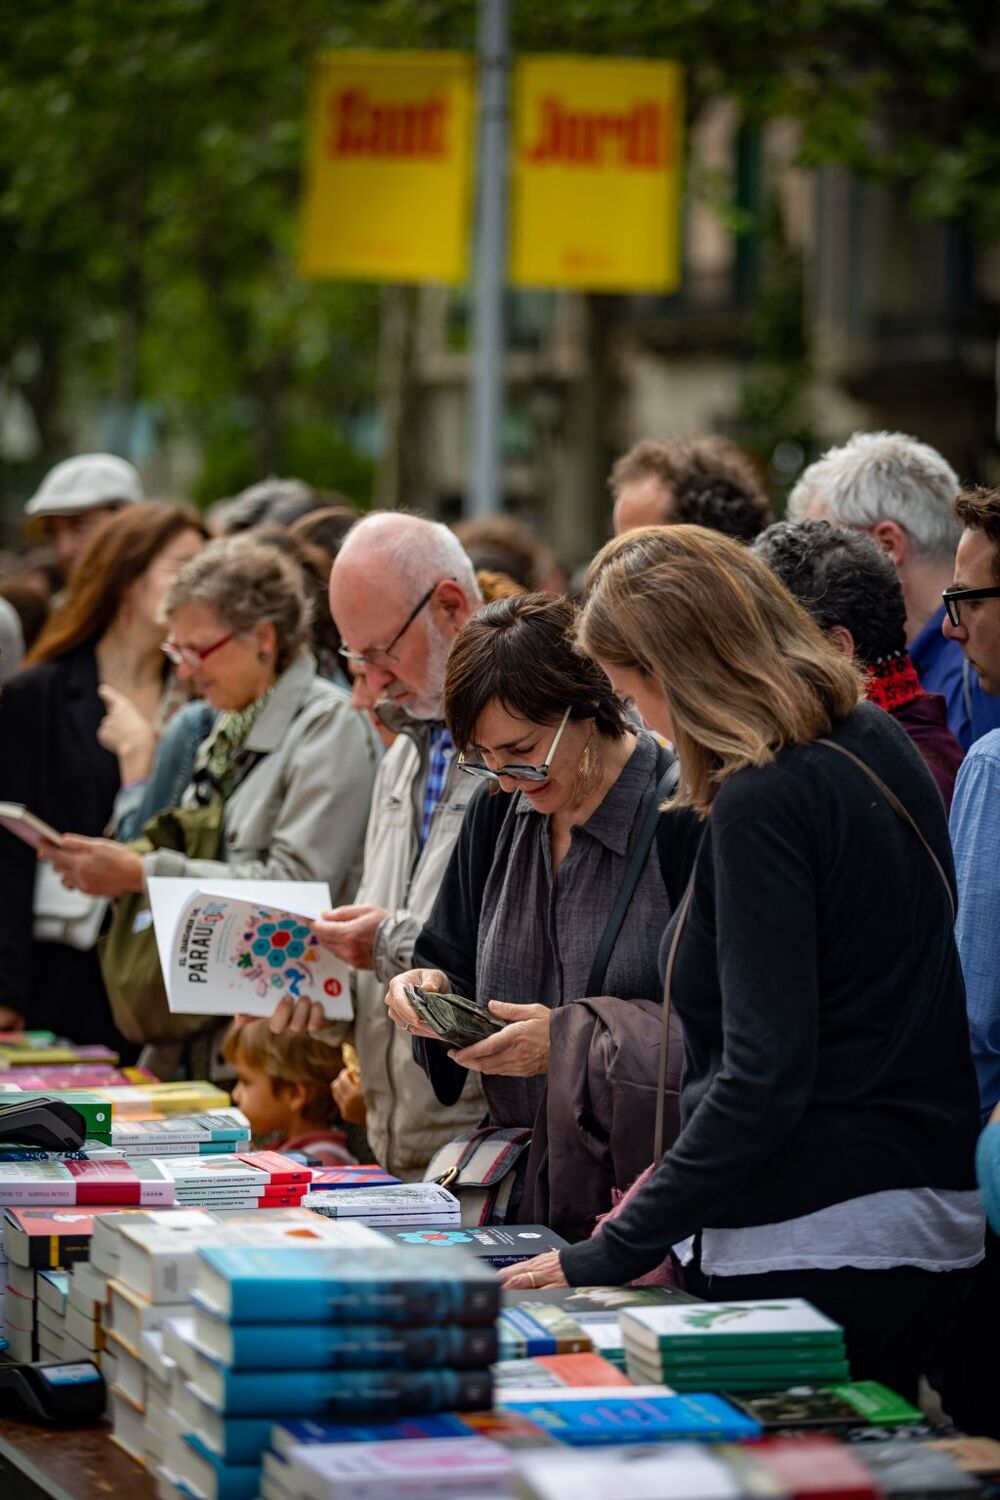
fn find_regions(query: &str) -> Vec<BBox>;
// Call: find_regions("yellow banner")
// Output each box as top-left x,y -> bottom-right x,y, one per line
300,51 -> 474,283
510,56 -> 684,292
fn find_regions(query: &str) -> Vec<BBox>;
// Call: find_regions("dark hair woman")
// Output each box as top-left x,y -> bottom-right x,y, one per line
384,593 -> 702,1230
500,526 -> 982,1405
0,502 -> 208,1051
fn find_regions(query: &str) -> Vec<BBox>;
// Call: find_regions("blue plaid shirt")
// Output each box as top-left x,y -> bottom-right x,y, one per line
420,725 -> 454,851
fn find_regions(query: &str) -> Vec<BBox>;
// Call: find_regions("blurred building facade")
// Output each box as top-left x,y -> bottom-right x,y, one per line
379,102 -> 999,565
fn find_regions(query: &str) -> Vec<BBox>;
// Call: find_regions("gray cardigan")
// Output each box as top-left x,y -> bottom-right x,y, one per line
142,653 -> 379,903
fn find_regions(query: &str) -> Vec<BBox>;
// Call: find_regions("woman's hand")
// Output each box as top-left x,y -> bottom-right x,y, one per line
384,969 -> 450,1041
498,1250 -> 568,1291
448,1001 -> 551,1077
97,684 -> 157,783
266,997 -> 328,1035
39,836 -> 144,898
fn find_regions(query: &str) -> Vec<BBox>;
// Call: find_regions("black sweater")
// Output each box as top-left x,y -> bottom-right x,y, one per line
562,702 -> 981,1286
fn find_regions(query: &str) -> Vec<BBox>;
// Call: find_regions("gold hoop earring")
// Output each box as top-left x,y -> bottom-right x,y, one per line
576,730 -> 602,796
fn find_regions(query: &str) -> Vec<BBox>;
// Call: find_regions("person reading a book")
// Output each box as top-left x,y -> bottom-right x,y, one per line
0,502 -> 207,1051
222,1019 -> 359,1166
384,593 -> 701,1205
499,525 -> 982,1404
38,536 -> 378,905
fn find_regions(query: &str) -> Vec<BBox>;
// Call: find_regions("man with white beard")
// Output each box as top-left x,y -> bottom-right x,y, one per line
275,513 -> 486,1178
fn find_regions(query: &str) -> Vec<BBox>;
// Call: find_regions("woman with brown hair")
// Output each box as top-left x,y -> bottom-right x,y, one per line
384,593 -> 702,1220
0,502 -> 207,1048
503,525 -> 982,1401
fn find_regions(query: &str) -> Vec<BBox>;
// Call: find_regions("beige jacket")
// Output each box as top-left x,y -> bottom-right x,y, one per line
143,653 -> 379,899
352,706 -> 485,1178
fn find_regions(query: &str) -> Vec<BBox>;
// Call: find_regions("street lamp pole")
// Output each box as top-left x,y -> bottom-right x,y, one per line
467,0 -> 510,517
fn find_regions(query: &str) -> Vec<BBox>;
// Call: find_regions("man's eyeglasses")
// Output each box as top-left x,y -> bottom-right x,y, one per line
338,580 -> 452,669
161,631 -> 235,669
942,585 -> 1000,629
458,708 -> 572,785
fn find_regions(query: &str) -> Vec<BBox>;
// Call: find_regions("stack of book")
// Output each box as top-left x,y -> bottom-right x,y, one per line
505,1284 -> 700,1372
153,1150 -> 311,1210
35,1267 -> 69,1360
256,1435 -> 512,1500
0,1158 -> 178,1207
153,1243 -> 498,1498
102,1208 -> 383,1464
0,1065 -> 156,1090
305,1182 -> 460,1229
4,1253 -> 36,1360
512,1434 -> 887,1499
95,1109 -> 251,1159
620,1297 -> 850,1392
0,1033 -> 120,1068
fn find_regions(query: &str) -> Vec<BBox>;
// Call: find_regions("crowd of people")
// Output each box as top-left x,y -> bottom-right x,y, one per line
2,429 -> 1000,1432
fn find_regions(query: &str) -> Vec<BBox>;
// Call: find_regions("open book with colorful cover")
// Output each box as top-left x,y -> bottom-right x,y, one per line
146,878 -> 351,1021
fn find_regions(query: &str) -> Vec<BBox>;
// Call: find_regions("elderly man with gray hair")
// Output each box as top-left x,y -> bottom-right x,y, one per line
272,512 -> 486,1179
788,430 -> 1000,749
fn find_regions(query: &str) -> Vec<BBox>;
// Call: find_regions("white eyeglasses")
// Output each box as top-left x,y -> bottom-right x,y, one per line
458,708 -> 572,784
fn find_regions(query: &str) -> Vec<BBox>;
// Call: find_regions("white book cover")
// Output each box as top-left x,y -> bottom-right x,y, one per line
0,1161 -> 76,1205
620,1298 -> 843,1349
286,1436 -> 511,1500
512,1447 -> 741,1500
112,1111 -> 251,1148
149,1156 -> 270,1188
305,1184 -> 460,1218
147,878 -> 351,1021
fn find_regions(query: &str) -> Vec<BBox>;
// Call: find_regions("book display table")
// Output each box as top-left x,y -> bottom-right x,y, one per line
0,1413 -> 155,1500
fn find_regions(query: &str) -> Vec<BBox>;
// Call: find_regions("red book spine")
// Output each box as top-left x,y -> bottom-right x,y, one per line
65,1160 -> 140,1206
235,1151 -> 311,1186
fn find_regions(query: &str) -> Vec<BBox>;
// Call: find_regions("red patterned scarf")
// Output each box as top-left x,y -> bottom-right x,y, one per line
866,652 -> 925,713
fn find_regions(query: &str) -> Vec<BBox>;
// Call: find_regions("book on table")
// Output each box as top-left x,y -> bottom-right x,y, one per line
491,1353 -> 630,1392
374,1223 -> 568,1267
277,1435 -> 511,1500
304,1182 -> 460,1226
146,877 -> 351,1022
0,1159 -> 179,1207
191,1244 -> 501,1325
498,1303 -> 594,1358
190,1313 -> 497,1371
729,1380 -> 924,1431
186,1351 -> 494,1417
620,1297 -> 845,1354
113,1207 -> 382,1303
497,1391 -> 761,1447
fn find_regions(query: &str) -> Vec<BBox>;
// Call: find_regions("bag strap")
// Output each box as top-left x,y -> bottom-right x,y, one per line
816,738 -> 955,920
585,748 -> 681,997
653,871 -> 695,1161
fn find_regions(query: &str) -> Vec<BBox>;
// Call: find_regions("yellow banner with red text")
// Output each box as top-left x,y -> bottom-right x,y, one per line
299,51 -> 474,283
510,55 -> 684,293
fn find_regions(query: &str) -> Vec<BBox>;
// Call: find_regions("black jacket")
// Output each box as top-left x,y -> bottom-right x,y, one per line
562,703 -> 981,1286
0,644 -> 128,1049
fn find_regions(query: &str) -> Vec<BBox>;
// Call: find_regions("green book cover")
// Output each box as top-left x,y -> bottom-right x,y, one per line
831,1380 -> 923,1426
0,1092 -> 112,1140
656,1342 -> 847,1371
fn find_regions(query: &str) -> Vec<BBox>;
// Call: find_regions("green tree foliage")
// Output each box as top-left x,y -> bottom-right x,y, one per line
0,0 -> 994,505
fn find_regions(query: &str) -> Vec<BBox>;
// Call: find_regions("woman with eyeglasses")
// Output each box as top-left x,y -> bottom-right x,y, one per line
384,593 -> 702,1210
499,526 -> 981,1403
0,502 -> 208,1051
41,534 -> 379,930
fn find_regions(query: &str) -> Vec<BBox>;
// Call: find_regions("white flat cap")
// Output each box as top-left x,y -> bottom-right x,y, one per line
25,453 -> 144,518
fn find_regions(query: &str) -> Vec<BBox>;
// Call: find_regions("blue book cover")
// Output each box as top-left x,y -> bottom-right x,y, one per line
500,1393 -> 761,1446
193,1244 -> 499,1325
181,1437 -> 259,1500
271,1414 -> 472,1455
192,1358 -> 494,1417
190,1416 -> 275,1466
196,1315 -> 497,1371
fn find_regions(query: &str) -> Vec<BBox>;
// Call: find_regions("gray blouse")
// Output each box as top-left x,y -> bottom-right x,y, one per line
475,731 -> 670,1128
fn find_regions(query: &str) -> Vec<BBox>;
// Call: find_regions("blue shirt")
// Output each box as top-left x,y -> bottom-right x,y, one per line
911,605 -> 1000,751
950,728 -> 1000,1118
420,725 -> 454,851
